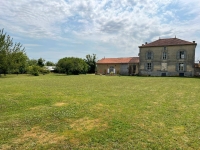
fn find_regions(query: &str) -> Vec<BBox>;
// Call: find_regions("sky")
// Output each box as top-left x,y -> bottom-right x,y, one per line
0,0 -> 200,63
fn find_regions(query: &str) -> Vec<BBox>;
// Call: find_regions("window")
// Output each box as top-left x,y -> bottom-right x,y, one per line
147,52 -> 152,59
180,51 -> 185,59
179,63 -> 184,71
146,51 -> 153,60
162,52 -> 167,60
164,47 -> 167,50
109,66 -> 114,73
147,63 -> 152,70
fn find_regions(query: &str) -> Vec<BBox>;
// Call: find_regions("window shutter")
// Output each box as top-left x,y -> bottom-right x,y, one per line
113,68 -> 115,74
151,63 -> 154,71
184,63 -> 187,71
145,63 -> 147,71
151,52 -> 154,60
145,52 -> 148,60
176,51 -> 179,59
166,49 -> 168,59
176,63 -> 179,71
107,68 -> 109,74
184,51 -> 187,59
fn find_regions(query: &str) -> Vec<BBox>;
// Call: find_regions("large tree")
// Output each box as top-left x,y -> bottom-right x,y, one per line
56,57 -> 88,75
84,54 -> 97,73
45,61 -> 55,66
28,59 -> 38,66
37,58 -> 45,67
0,29 -> 27,75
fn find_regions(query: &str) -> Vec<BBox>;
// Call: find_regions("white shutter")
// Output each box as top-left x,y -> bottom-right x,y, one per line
113,68 -> 115,74
107,68 -> 109,74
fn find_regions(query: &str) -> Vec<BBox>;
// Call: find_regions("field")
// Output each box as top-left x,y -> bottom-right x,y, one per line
0,74 -> 200,149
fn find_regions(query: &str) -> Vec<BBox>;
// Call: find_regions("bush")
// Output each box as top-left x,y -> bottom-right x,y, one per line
27,65 -> 40,76
56,57 -> 88,75
40,67 -> 50,75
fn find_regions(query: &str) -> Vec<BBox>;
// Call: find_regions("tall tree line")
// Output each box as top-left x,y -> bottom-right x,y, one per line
0,29 -> 27,75
0,28 -> 97,76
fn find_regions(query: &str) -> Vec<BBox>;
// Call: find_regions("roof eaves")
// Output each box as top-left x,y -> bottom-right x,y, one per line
139,43 -> 197,48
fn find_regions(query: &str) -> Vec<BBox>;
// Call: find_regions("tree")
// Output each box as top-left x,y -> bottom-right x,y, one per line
28,59 -> 38,66
45,61 -> 55,66
27,65 -> 40,76
56,57 -> 88,75
37,58 -> 45,67
84,54 -> 96,73
0,29 -> 27,75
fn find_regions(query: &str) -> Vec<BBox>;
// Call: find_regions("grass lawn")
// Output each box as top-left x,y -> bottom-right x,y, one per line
0,74 -> 200,149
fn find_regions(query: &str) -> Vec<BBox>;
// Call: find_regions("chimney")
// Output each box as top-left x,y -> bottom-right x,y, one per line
145,42 -> 148,44
142,44 -> 144,46
193,41 -> 195,43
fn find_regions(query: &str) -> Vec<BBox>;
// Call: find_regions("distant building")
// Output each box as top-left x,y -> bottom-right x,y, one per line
96,57 -> 139,75
138,38 -> 197,76
44,66 -> 56,72
194,62 -> 200,76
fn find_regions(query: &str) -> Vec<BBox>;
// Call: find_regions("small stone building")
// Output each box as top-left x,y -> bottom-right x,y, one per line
138,38 -> 197,76
96,57 -> 139,75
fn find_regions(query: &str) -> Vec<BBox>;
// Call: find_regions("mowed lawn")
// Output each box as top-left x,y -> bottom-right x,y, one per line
0,74 -> 200,149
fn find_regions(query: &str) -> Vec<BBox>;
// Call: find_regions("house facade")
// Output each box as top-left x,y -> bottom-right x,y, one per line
138,38 -> 197,76
97,57 -> 139,75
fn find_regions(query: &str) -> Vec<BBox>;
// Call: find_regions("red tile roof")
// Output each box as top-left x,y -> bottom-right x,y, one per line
139,38 -> 197,48
97,57 -> 139,64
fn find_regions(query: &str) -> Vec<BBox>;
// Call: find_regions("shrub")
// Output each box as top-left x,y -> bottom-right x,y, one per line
27,65 -> 40,76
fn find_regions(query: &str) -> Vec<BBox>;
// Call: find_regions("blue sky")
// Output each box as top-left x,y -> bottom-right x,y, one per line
0,0 -> 200,63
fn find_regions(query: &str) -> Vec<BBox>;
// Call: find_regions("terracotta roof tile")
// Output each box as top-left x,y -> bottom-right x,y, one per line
97,57 -> 139,64
139,38 -> 196,47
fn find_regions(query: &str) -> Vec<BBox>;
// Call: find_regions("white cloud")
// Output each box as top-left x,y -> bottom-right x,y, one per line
0,0 -> 200,61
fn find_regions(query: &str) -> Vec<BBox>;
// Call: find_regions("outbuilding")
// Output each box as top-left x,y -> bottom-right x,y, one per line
96,57 -> 139,75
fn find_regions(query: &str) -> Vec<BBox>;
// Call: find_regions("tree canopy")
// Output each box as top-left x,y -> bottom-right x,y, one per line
85,54 -> 96,73
45,61 -> 55,66
37,58 -> 45,67
0,29 -> 27,75
56,57 -> 88,75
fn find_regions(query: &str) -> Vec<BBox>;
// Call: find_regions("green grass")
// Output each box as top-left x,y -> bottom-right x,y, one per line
0,74 -> 200,149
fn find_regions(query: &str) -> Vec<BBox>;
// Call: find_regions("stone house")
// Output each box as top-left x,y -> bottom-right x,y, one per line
96,57 -> 139,75
138,38 -> 197,76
